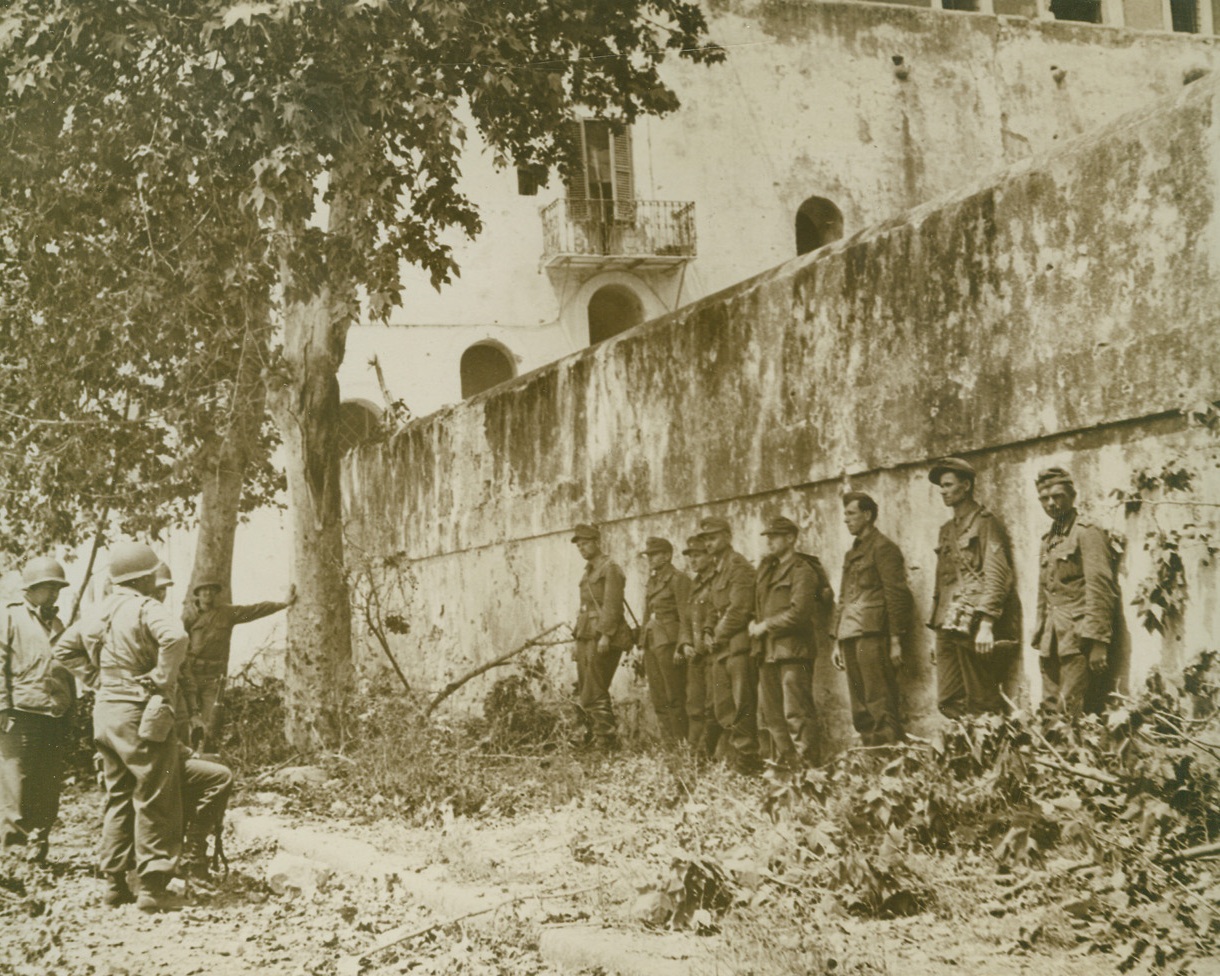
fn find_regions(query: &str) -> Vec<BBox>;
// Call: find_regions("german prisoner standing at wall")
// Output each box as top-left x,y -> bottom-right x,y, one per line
683,535 -> 720,756
749,516 -> 819,768
571,524 -> 632,750
832,492 -> 914,745
699,516 -> 760,773
639,537 -> 691,741
928,458 -> 1022,717
1032,466 -> 1123,717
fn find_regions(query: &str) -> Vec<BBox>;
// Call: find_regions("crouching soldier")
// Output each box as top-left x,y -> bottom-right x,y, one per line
749,517 -> 819,769
179,747 -> 232,887
1,558 -> 74,863
571,524 -> 633,750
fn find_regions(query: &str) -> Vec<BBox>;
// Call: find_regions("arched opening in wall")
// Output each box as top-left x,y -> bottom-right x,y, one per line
795,196 -> 844,256
460,342 -> 516,399
587,284 -> 645,345
338,399 -> 384,454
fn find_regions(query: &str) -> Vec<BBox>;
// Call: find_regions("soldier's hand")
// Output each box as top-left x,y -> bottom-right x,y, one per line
189,715 -> 206,732
1085,640 -> 1109,673
597,635 -> 611,655
831,647 -> 844,672
889,636 -> 902,668
974,618 -> 995,658
677,643 -> 693,662
747,620 -> 765,638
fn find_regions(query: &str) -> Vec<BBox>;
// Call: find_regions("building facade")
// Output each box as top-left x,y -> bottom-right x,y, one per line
337,0 -> 1220,428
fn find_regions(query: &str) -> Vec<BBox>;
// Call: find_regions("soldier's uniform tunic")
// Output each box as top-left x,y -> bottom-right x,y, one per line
1033,511 -> 1119,716
56,588 -> 188,880
0,600 -> 72,855
641,564 -> 692,740
834,526 -> 913,745
685,570 -> 719,755
574,554 -> 633,743
707,547 -> 759,765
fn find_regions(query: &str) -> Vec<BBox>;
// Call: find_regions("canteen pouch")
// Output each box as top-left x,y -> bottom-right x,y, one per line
942,597 -> 979,638
138,694 -> 175,743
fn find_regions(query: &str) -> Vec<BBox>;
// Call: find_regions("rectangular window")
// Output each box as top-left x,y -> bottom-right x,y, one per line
516,167 -> 541,196
941,0 -> 979,11
1049,0 -> 1102,20
564,120 -> 634,221
1170,0 -> 1200,31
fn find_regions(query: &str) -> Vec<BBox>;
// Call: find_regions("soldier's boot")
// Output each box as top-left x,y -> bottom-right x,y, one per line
136,871 -> 178,913
180,832 -> 218,893
103,872 -> 135,908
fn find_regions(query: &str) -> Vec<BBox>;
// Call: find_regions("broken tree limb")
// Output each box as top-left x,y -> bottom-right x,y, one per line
1160,840 -> 1220,865
425,622 -> 572,718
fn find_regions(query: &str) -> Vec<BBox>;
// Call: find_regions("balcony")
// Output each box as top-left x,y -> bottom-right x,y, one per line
541,198 -> 697,270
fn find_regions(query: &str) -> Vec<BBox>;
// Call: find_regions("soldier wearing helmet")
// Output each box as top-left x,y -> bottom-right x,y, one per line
0,556 -> 74,863
54,540 -> 188,912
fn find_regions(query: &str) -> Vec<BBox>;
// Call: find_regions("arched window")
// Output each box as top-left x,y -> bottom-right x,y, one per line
338,399 -> 383,454
795,196 -> 845,256
587,284 -> 644,344
460,342 -> 515,399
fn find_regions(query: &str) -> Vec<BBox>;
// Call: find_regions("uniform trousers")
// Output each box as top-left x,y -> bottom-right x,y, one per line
684,655 -> 719,756
0,710 -> 65,852
936,630 -> 1005,718
94,699 -> 182,878
841,635 -> 903,745
183,753 -> 233,839
757,659 -> 817,764
643,642 -> 687,741
1040,650 -> 1089,718
710,652 -> 758,762
575,640 -> 622,742
195,670 -> 226,747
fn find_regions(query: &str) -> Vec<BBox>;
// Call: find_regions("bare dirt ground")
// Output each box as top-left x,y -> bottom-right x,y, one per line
1,753 -> 1143,976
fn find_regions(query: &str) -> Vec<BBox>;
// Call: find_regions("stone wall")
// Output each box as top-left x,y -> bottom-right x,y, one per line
343,77 -> 1220,747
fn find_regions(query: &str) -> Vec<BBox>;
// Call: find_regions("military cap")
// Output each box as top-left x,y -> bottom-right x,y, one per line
570,523 -> 600,543
761,515 -> 800,536
929,457 -> 976,485
681,535 -> 705,556
640,536 -> 673,556
695,516 -> 732,538
1035,466 -> 1075,491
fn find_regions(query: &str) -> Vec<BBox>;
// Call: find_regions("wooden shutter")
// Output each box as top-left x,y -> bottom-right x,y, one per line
563,121 -> 590,220
611,125 -> 635,221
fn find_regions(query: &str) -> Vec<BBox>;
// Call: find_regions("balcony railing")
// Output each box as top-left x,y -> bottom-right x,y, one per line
541,198 -> 697,268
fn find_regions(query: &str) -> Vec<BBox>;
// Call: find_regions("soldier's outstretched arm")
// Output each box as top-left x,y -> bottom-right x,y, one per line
227,601 -> 289,626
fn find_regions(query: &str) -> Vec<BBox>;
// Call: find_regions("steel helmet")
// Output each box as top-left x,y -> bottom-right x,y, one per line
154,563 -> 173,587
21,556 -> 69,590
193,580 -> 223,595
108,541 -> 161,584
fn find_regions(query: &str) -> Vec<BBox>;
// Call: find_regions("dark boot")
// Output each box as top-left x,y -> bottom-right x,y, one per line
103,872 -> 135,908
136,871 -> 178,913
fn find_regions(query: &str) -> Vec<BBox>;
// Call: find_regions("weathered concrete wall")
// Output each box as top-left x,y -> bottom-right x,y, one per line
346,0 -> 1220,416
343,77 -> 1220,745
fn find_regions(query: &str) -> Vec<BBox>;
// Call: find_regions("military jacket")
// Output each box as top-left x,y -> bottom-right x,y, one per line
752,554 -> 817,663
2,600 -> 72,718
574,554 -> 633,649
929,500 -> 1021,639
687,572 -> 714,657
55,587 -> 188,704
641,564 -> 692,650
183,601 -> 288,676
707,548 -> 755,659
1032,513 -> 1118,658
834,527 -> 913,640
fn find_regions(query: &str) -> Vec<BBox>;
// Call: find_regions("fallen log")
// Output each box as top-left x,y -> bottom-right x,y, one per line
1160,840 -> 1220,865
424,622 -> 572,718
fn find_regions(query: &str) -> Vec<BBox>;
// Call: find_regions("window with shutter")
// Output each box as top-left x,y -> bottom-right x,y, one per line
563,121 -> 591,220
610,126 -> 635,222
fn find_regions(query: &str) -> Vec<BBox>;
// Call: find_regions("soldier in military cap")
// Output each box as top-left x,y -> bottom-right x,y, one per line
680,535 -> 719,755
1032,466 -> 1121,717
1,557 -> 74,863
748,516 -> 819,768
832,493 -> 914,745
698,516 -> 760,773
928,458 -> 1022,717
639,536 -> 691,741
571,524 -> 633,749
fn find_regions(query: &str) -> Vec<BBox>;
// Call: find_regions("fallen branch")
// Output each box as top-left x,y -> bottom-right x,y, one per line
1028,756 -> 1124,787
351,880 -> 611,966
1160,840 -> 1220,865
425,623 -> 572,718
